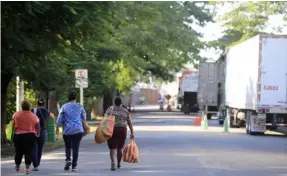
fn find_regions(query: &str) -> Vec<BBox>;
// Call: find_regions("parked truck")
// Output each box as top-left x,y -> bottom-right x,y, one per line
224,34 -> 287,134
180,70 -> 199,114
198,62 -> 222,119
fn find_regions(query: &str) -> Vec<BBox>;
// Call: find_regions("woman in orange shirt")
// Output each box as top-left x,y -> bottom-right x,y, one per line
13,100 -> 40,174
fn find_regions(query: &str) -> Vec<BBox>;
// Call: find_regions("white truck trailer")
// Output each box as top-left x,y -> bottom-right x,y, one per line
224,34 -> 287,134
181,71 -> 199,114
198,62 -> 221,119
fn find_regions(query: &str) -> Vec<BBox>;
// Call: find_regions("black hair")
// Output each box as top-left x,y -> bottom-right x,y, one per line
68,92 -> 77,101
114,97 -> 122,106
37,98 -> 45,106
21,100 -> 31,111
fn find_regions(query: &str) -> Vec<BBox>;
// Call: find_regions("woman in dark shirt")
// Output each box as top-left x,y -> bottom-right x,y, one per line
31,99 -> 54,171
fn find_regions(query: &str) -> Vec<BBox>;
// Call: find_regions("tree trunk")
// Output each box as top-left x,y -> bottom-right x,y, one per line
49,90 -> 58,116
103,91 -> 113,114
1,72 -> 14,144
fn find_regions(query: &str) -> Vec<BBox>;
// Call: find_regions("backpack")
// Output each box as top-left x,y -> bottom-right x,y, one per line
33,108 -> 47,131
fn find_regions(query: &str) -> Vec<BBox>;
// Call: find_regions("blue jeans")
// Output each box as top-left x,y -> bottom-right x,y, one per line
32,130 -> 46,168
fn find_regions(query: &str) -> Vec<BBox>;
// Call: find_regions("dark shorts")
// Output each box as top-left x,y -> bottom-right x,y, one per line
107,126 -> 127,150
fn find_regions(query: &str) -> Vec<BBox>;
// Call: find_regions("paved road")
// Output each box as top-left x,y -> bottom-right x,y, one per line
2,111 -> 287,176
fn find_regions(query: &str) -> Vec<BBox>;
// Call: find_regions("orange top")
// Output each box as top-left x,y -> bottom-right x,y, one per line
13,111 -> 39,134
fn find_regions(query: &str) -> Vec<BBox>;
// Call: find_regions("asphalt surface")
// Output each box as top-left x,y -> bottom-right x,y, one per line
1,106 -> 287,176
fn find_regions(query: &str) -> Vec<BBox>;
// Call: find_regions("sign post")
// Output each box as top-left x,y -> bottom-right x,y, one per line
75,69 -> 88,105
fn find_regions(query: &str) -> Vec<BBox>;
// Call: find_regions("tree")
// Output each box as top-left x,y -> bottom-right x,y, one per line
1,1 -> 118,143
208,1 -> 287,53
1,1 -> 213,143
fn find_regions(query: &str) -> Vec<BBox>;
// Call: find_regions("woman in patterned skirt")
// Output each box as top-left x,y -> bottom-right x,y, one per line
105,97 -> 134,171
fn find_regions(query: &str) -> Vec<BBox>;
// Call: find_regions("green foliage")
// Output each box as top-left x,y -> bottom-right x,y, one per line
2,1 -> 212,91
1,2 -> 213,137
113,2 -> 212,81
209,1 -> 287,53
24,86 -> 38,108
6,79 -> 16,122
6,79 -> 38,122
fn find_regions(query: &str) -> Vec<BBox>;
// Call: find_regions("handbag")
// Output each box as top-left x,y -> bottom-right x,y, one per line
6,120 -> 14,141
82,120 -> 91,135
7,113 -> 17,141
94,106 -> 115,144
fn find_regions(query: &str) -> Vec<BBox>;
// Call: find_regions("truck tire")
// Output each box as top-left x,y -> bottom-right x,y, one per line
219,120 -> 224,125
226,107 -> 235,128
246,111 -> 256,135
207,113 -> 212,120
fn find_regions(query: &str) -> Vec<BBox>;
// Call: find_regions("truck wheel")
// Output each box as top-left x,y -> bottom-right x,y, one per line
226,107 -> 234,128
246,111 -> 256,135
219,120 -> 223,125
207,114 -> 212,120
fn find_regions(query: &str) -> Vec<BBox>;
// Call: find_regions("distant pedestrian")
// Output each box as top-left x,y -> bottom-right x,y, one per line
31,98 -> 55,171
105,97 -> 134,171
56,92 -> 87,172
13,100 -> 40,174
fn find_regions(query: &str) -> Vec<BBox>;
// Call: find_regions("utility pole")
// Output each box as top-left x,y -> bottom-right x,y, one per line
16,76 -> 24,111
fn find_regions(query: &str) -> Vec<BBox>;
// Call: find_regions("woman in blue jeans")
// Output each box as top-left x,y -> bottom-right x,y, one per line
32,99 -> 54,171
56,92 -> 87,172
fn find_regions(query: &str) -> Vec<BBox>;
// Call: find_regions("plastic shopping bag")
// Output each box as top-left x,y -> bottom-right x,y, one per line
94,114 -> 115,144
123,139 -> 139,163
6,121 -> 14,141
82,120 -> 91,136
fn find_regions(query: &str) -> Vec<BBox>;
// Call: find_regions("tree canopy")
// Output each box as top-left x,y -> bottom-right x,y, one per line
1,1 -> 213,143
208,1 -> 287,53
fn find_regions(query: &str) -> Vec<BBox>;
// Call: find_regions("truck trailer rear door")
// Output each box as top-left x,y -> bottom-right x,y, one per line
259,37 -> 287,108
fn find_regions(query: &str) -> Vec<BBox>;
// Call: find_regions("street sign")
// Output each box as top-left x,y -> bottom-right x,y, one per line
75,69 -> 88,88
75,69 -> 88,105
